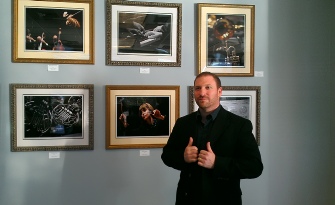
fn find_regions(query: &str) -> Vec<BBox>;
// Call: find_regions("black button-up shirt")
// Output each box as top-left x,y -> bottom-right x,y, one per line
195,105 -> 220,150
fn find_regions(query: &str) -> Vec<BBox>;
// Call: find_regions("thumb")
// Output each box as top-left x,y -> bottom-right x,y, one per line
207,142 -> 213,153
187,137 -> 193,147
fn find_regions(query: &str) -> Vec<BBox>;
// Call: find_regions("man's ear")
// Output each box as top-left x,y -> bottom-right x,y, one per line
218,86 -> 223,95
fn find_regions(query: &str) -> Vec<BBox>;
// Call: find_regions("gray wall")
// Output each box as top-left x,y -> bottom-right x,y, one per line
1,0 -> 334,204
331,0 -> 335,201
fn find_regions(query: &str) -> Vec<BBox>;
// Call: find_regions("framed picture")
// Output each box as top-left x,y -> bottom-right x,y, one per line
106,0 -> 182,67
197,4 -> 255,76
106,85 -> 180,149
13,0 -> 94,64
11,84 -> 94,151
189,86 -> 260,145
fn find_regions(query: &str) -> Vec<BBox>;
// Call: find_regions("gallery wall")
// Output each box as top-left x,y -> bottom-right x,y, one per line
1,0 -> 334,205
331,0 -> 335,196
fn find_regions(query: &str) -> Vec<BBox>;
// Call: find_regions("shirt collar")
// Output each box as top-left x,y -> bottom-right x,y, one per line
196,105 -> 221,121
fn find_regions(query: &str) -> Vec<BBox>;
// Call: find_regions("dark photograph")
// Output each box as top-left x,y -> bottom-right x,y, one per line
25,7 -> 84,51
117,12 -> 172,55
117,96 -> 170,137
207,14 -> 245,67
24,95 -> 83,138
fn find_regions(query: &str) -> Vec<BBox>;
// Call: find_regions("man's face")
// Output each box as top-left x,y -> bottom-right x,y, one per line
53,35 -> 58,43
194,75 -> 222,112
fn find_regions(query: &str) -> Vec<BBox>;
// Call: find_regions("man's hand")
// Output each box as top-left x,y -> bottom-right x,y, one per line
144,31 -> 162,39
198,142 -> 215,169
152,109 -> 165,120
119,113 -> 128,127
184,137 -> 198,163
153,25 -> 164,32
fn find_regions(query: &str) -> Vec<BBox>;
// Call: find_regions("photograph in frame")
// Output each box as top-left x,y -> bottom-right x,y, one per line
11,84 -> 94,151
106,85 -> 180,149
106,0 -> 182,67
197,4 -> 255,76
189,86 -> 260,145
13,0 -> 94,64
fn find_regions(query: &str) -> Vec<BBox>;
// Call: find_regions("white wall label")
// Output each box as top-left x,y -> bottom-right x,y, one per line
255,71 -> 264,77
140,150 -> 150,156
49,152 -> 60,159
48,65 -> 59,72
140,67 -> 150,74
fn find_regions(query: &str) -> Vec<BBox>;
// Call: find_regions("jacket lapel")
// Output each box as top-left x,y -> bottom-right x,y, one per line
189,112 -> 199,146
210,107 -> 230,143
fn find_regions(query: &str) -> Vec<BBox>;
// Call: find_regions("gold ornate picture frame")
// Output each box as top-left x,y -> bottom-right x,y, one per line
13,0 -> 94,64
197,4 -> 255,76
106,85 -> 180,149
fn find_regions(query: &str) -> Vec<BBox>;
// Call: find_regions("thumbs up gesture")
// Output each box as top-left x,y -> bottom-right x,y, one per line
184,137 -> 198,163
198,142 -> 215,169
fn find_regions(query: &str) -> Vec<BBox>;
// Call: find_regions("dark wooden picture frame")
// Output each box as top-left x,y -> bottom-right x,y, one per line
189,86 -> 261,145
106,0 -> 182,67
11,84 -> 94,151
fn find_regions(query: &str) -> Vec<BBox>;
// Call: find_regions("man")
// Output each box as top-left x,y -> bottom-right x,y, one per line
34,35 -> 48,50
26,29 -> 36,50
52,35 -> 64,51
161,71 -> 263,205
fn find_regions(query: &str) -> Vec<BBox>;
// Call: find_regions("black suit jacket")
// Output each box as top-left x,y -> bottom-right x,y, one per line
161,106 -> 263,205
